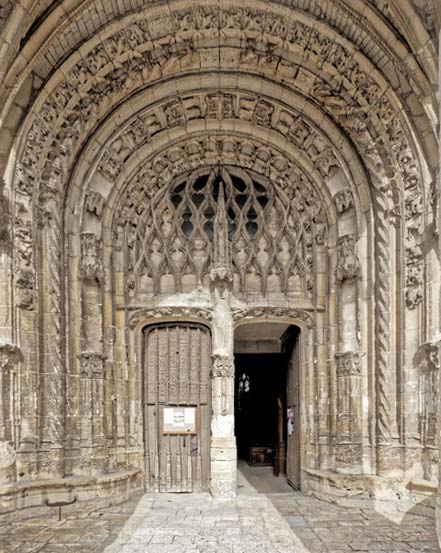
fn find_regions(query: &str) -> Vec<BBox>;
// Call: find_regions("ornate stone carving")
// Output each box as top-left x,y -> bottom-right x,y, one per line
334,188 -> 354,214
127,307 -> 213,329
211,355 -> 234,378
335,352 -> 362,377
232,306 -> 314,327
209,182 -> 233,295
335,235 -> 360,283
80,233 -> 104,283
85,191 -> 105,217
78,352 -> 106,377
121,164 -> 322,298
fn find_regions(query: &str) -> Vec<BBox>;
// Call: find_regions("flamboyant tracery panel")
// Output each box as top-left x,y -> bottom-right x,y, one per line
122,166 -> 325,299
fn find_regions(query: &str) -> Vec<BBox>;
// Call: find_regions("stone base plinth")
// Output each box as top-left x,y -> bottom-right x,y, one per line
0,469 -> 142,514
210,436 -> 236,498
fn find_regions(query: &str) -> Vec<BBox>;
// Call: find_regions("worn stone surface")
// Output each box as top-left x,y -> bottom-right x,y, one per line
0,469 -> 438,553
0,0 -> 439,545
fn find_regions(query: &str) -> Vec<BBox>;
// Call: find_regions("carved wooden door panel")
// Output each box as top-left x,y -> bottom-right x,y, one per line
143,323 -> 211,492
285,328 -> 301,490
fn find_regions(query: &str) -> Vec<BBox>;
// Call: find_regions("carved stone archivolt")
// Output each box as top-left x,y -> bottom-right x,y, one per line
1,0 -> 438,512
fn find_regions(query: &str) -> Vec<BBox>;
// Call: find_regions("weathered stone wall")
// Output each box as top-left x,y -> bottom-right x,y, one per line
0,0 -> 438,511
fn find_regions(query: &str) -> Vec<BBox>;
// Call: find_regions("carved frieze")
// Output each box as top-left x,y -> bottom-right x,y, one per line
127,307 -> 213,329
232,306 -> 314,327
335,235 -> 361,283
80,233 -> 103,283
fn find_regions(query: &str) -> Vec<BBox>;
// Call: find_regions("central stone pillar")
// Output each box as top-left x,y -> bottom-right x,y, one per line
210,291 -> 236,498
208,179 -> 236,498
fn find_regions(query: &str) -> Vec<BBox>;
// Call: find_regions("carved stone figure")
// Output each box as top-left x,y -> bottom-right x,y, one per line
335,235 -> 361,283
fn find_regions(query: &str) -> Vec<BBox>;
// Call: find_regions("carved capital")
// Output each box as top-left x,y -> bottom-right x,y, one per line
80,232 -> 104,283
335,351 -> 362,377
211,355 -> 234,378
335,234 -> 360,283
78,352 -> 106,377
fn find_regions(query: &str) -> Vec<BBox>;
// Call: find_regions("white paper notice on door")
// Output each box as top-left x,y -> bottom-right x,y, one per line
163,406 -> 197,434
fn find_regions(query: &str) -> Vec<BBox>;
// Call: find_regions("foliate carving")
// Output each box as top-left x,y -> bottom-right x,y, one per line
334,189 -> 354,214
335,352 -> 362,377
335,235 -> 360,283
232,307 -> 314,327
85,191 -> 105,217
127,307 -> 213,329
80,233 -> 103,283
211,355 -> 234,378
78,352 -> 106,377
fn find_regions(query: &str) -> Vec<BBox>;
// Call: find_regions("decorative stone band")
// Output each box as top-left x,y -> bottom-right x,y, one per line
0,339 -> 23,369
232,307 -> 314,327
335,351 -> 362,377
211,355 -> 235,379
78,352 -> 106,378
127,307 -> 213,329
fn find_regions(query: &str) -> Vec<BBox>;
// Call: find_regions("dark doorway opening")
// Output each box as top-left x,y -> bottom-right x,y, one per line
234,323 -> 301,490
235,353 -> 287,472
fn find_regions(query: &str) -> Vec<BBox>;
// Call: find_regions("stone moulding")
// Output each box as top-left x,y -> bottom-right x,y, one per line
232,306 -> 315,327
0,469 -> 142,514
127,306 -> 213,329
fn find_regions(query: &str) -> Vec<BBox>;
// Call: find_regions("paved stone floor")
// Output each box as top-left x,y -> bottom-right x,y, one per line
0,466 -> 439,553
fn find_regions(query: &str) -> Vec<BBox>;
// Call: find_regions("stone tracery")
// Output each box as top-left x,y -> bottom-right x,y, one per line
0,0 -> 438,534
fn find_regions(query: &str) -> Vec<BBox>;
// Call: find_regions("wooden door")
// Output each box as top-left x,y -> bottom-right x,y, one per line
283,327 -> 301,490
143,323 -> 211,492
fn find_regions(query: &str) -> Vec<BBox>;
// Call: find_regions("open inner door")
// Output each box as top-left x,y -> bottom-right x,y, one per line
234,323 -> 301,490
282,326 -> 301,490
142,323 -> 211,492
